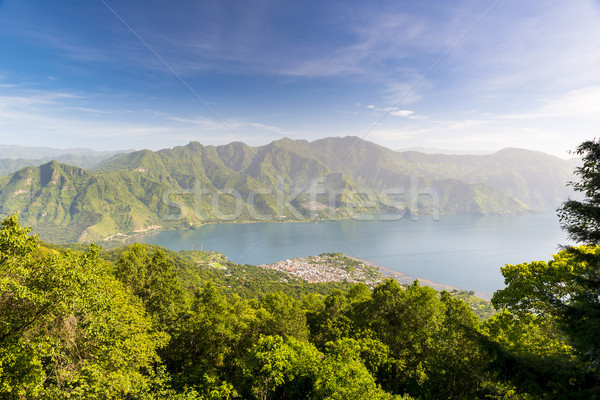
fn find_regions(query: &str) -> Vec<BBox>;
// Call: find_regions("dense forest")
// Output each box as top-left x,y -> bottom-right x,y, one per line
1,140 -> 599,399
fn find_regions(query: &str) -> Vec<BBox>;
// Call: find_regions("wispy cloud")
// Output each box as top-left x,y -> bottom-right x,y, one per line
142,7 -> 435,79
452,0 -> 600,94
1,0 -> 599,157
501,85 -> 600,120
171,116 -> 292,136
0,91 -> 87,123
366,104 -> 426,120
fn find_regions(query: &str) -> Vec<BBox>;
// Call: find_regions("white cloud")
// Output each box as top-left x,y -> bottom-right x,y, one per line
501,86 -> 600,120
390,110 -> 414,117
366,104 -> 427,121
0,91 -> 86,122
65,107 -> 105,114
171,116 -> 291,136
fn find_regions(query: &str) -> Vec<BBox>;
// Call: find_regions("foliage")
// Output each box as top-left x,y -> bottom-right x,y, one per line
489,136 -> 600,397
2,213 -> 593,399
242,335 -> 321,400
480,309 -> 585,398
558,138 -> 600,243
0,214 -> 167,398
115,243 -> 188,327
492,246 -> 600,390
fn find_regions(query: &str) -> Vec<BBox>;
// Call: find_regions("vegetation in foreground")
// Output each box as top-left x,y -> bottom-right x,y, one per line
1,139 -> 600,398
0,212 -> 597,399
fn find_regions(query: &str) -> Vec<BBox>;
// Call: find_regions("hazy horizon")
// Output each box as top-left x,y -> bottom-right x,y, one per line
0,136 -> 579,160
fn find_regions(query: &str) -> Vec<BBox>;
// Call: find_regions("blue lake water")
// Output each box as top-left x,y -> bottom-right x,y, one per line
136,213 -> 570,297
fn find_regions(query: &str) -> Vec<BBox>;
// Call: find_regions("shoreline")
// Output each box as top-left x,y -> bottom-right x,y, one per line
344,255 -> 493,300
105,211 -> 468,245
110,219 -> 498,300
101,209 -> 540,246
117,217 -> 347,245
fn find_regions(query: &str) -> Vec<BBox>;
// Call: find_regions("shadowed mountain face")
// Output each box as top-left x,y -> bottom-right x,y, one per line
0,137 -> 575,243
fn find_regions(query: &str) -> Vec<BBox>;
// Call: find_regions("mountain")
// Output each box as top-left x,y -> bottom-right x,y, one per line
99,137 -> 533,214
0,145 -> 133,176
259,137 -> 575,209
0,145 -> 131,160
0,137 -> 576,243
0,161 -> 158,242
0,152 -> 133,176
389,147 -> 576,209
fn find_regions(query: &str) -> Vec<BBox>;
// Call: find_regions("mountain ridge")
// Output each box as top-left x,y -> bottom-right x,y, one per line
0,136 -> 575,243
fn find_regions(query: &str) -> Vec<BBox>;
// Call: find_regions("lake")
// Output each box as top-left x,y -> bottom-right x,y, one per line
136,212 -> 570,298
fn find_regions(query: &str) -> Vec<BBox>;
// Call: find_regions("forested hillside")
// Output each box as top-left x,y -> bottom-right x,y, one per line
0,137 -> 575,243
1,213 -> 596,399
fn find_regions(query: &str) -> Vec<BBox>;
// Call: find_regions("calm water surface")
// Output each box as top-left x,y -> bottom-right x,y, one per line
137,213 -> 569,297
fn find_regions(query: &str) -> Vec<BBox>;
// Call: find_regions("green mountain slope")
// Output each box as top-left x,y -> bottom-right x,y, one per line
0,161 -> 161,242
0,137 -> 570,243
293,137 -> 575,208
388,147 -> 576,208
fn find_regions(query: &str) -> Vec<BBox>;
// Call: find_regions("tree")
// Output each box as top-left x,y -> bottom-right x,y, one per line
480,309 -> 583,398
491,139 -> 600,396
315,338 -> 404,400
558,139 -> 600,243
257,292 -> 309,341
492,247 -> 600,371
164,283 -> 260,393
116,244 -> 187,327
242,335 -> 321,400
0,214 -> 168,398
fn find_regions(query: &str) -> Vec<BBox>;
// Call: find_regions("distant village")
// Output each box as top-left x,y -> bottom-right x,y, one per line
259,254 -> 383,285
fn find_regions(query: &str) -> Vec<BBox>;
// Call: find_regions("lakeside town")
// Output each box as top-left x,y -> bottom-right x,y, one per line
259,253 -> 386,286
256,253 -> 495,319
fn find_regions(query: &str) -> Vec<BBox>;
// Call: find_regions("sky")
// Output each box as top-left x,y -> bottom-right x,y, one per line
0,0 -> 599,157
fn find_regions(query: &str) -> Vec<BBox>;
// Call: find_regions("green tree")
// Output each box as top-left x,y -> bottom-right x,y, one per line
242,335 -> 321,400
0,214 -> 168,398
480,309 -> 583,398
494,138 -> 600,370
558,139 -> 600,243
256,292 -> 309,341
164,283 -> 260,393
308,280 -> 488,399
490,137 -> 600,396
116,244 -> 187,327
492,246 -> 600,394
0,214 -> 49,396
494,139 -> 600,359
315,338 -> 404,400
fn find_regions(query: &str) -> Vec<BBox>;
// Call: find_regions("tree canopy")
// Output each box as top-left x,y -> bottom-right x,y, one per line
491,138 -> 600,396
558,139 -> 600,244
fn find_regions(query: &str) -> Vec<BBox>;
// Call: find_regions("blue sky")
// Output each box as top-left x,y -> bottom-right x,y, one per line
0,0 -> 599,157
